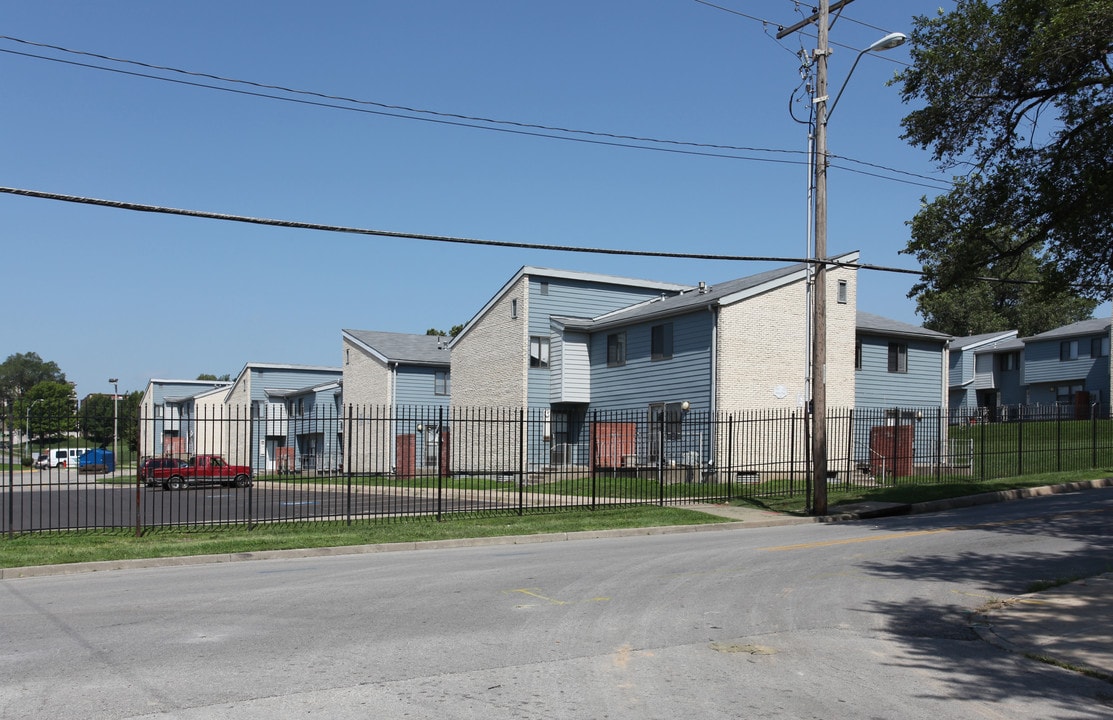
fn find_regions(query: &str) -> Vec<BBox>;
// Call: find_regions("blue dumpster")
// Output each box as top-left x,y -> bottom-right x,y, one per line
78,448 -> 116,473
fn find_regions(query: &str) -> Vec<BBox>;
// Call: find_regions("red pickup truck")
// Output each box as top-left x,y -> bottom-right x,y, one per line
152,454 -> 253,491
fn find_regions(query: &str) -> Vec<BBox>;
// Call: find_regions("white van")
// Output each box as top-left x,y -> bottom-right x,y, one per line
40,448 -> 86,468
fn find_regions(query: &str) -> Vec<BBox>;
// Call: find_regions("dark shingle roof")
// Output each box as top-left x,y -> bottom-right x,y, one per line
856,312 -> 951,341
1022,317 -> 1112,342
344,329 -> 451,366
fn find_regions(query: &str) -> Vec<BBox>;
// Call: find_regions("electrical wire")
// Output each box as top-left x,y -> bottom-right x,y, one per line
0,184 -> 922,275
0,36 -> 945,190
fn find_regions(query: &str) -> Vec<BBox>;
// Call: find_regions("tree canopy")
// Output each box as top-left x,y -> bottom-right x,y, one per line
897,0 -> 1113,302
909,200 -> 1099,336
0,352 -> 66,405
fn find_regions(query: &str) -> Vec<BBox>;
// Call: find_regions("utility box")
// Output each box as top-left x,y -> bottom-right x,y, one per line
869,425 -> 913,477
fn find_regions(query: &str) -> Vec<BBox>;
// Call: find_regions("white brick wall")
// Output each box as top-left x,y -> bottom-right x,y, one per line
450,275 -> 529,410
341,337 -> 392,408
341,337 -> 396,473
713,265 -> 857,470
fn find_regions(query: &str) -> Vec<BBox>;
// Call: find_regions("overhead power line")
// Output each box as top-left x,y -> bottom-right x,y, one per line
0,184 -> 924,275
0,36 -> 950,191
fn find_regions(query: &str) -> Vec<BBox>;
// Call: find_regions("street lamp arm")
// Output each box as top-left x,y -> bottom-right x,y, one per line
827,32 -> 907,120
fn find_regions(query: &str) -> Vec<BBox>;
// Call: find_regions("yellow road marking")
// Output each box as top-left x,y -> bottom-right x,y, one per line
764,529 -> 952,551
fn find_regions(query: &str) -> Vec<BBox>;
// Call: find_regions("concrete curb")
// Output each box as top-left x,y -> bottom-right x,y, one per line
2,479 -> 1109,580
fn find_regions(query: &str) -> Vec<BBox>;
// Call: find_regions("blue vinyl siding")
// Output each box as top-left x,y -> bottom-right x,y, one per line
526,277 -> 679,407
587,312 -> 713,412
1023,336 -> 1110,404
856,335 -> 945,408
395,366 -> 451,408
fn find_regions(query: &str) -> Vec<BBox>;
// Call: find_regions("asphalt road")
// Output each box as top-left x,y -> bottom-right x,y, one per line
1,480 -> 504,531
2,491 -> 1111,719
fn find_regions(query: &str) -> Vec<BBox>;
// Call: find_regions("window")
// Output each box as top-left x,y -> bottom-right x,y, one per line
998,352 -> 1019,371
607,332 -> 626,367
511,298 -> 519,319
1092,336 -> 1110,358
1060,340 -> 1079,361
854,341 -> 862,370
837,279 -> 848,304
540,281 -> 549,296
434,370 -> 450,396
529,336 -> 550,369
887,342 -> 907,373
651,323 -> 673,360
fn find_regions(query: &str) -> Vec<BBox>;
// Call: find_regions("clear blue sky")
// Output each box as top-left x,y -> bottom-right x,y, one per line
3,1 -> 1097,399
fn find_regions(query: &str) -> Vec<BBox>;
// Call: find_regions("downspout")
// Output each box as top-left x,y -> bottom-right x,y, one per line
708,304 -> 719,418
709,304 -> 719,473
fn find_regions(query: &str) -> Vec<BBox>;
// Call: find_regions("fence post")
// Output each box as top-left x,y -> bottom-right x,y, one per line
518,408 -> 525,516
726,414 -> 734,499
1016,405 -> 1024,477
6,416 -> 13,538
437,406 -> 445,518
978,417 -> 986,481
590,410 -> 597,511
1092,403 -> 1099,468
135,408 -> 143,538
803,409 -> 812,515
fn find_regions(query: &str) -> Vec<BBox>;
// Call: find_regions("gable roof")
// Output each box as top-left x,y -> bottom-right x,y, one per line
973,336 -> 1025,355
552,257 -> 847,331
343,329 -> 451,367
1021,317 -> 1112,342
856,312 -> 951,342
450,265 -> 692,346
950,330 -> 1019,351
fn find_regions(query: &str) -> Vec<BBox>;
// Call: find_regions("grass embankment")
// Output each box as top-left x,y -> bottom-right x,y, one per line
1,469 -> 1108,569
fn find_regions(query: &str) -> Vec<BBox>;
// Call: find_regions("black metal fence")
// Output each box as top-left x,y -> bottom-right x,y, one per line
3,402 -> 1111,534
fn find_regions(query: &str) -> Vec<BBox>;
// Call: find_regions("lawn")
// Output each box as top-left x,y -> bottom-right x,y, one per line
1,468 -> 1109,570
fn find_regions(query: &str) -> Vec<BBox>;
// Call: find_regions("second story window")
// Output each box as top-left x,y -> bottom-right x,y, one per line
529,336 -> 550,369
999,352 -> 1019,371
607,332 -> 626,367
887,342 -> 907,373
651,323 -> 673,360
837,279 -> 848,304
1060,340 -> 1079,361
854,341 -> 862,370
1092,336 -> 1110,358
434,370 -> 450,396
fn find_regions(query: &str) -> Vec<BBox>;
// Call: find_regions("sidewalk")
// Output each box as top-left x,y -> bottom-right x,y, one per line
971,573 -> 1113,679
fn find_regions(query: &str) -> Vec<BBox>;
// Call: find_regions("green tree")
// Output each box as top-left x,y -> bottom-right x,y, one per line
426,325 -> 464,338
196,373 -> 231,381
0,352 -> 66,405
909,215 -> 1099,337
897,0 -> 1113,301
118,390 -> 142,453
19,381 -> 77,441
79,393 -> 116,446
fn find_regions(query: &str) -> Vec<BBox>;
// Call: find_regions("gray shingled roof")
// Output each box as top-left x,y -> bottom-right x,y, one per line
951,330 -> 1018,350
973,336 -> 1025,354
344,329 -> 451,366
555,263 -> 809,331
1021,317 -> 1112,342
856,312 -> 951,341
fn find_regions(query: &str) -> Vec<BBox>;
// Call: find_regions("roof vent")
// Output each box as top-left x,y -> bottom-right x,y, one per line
698,281 -> 708,294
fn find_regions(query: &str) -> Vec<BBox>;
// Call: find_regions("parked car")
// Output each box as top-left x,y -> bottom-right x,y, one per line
150,454 -> 253,490
139,457 -> 187,487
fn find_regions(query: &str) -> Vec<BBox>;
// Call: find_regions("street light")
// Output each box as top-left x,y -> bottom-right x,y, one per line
25,398 -> 43,461
810,5 -> 906,515
109,378 -> 118,474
